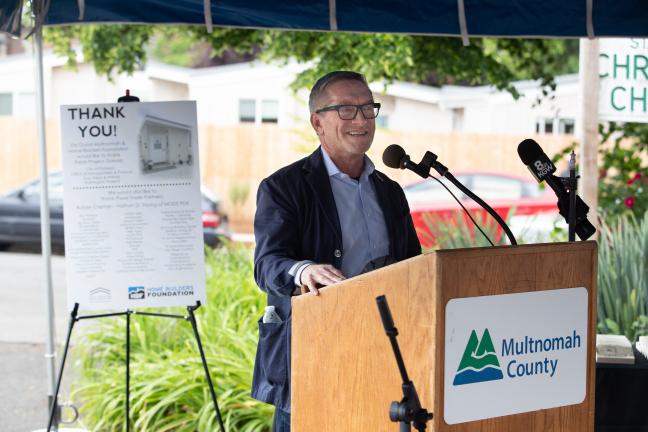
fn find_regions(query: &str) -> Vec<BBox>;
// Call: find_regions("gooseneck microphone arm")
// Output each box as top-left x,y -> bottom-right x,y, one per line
383,144 -> 518,246
444,172 -> 518,246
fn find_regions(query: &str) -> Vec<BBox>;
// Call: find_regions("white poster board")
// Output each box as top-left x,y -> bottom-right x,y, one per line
60,101 -> 206,311
599,38 -> 648,123
444,287 -> 588,425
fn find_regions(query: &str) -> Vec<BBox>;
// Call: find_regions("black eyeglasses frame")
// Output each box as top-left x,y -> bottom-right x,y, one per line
315,102 -> 381,120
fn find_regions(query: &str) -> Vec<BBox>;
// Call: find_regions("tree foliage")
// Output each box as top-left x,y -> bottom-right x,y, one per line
552,122 -> 648,219
45,24 -> 151,78
45,24 -> 578,95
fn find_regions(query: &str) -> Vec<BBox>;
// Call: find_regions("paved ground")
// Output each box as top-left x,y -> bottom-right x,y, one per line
1,343 -> 51,431
0,248 -> 80,432
0,249 -> 68,344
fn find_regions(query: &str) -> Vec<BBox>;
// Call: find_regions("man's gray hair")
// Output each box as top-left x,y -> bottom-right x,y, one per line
308,71 -> 371,113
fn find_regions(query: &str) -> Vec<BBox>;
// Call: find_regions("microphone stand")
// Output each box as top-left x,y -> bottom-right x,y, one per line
376,295 -> 433,432
552,150 -> 595,242
567,151 -> 577,242
402,151 -> 518,246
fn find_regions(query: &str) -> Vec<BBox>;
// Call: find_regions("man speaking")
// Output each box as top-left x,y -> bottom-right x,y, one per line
251,70 -> 421,431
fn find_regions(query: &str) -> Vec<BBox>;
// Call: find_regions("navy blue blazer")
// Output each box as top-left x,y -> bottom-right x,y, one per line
251,148 -> 421,411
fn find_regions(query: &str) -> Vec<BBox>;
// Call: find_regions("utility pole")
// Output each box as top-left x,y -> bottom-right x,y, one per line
577,38 -> 600,231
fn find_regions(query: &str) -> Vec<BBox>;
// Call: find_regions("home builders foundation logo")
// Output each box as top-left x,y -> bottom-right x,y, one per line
128,286 -> 145,300
453,329 -> 503,385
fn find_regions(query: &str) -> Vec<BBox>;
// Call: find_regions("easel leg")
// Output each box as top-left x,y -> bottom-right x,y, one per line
187,302 -> 226,432
47,303 -> 79,431
126,310 -> 131,432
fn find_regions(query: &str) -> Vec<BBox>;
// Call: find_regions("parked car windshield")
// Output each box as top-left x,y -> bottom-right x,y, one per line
403,175 -> 468,206
404,173 -> 546,206
19,172 -> 64,202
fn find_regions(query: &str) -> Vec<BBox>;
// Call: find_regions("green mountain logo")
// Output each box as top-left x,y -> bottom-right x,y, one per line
453,328 -> 504,385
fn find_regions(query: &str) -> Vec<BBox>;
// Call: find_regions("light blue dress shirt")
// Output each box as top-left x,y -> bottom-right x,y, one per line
292,147 -> 390,285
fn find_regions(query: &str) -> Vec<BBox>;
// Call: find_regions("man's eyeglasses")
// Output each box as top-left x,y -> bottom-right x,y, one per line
315,102 -> 381,120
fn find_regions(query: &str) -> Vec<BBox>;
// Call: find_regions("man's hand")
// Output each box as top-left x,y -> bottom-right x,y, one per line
300,264 -> 345,296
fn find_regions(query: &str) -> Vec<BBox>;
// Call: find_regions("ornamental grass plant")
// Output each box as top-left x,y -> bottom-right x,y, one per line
597,212 -> 648,341
420,209 -> 515,251
70,245 -> 273,432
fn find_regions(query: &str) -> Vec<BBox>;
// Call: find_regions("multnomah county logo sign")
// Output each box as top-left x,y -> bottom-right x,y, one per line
444,288 -> 588,425
453,328 -> 503,385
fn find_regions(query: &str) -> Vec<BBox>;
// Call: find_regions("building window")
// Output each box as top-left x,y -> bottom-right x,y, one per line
536,118 -> 575,135
261,99 -> 278,123
375,115 -> 389,128
239,99 -> 256,123
559,119 -> 575,134
536,118 -> 555,134
0,93 -> 12,116
544,119 -> 554,134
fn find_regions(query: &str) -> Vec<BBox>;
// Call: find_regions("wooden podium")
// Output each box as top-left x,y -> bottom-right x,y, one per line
291,242 -> 597,431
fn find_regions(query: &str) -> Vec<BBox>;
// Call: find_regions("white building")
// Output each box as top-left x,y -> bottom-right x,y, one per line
0,49 -> 579,135
372,75 -> 578,135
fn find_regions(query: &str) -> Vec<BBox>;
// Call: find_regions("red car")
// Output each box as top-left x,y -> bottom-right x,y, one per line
403,172 -> 559,249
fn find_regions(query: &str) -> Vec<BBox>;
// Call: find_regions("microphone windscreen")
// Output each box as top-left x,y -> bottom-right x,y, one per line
383,144 -> 405,168
517,139 -> 544,166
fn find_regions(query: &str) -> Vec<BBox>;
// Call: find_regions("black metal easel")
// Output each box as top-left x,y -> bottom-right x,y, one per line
47,91 -> 225,431
46,301 -> 226,432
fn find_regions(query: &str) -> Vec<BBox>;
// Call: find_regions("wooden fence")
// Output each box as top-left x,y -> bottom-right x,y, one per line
0,118 -> 575,232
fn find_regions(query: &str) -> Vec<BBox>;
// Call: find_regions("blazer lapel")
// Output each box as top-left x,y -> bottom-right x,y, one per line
371,170 -> 396,257
303,148 -> 342,245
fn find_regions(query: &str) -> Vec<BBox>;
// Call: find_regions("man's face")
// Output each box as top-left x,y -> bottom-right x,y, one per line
310,79 -> 376,162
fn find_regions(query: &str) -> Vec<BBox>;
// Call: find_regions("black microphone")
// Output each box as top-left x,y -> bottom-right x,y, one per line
517,139 -> 565,198
383,144 -> 407,169
383,144 -> 430,178
383,144 -> 448,178
517,139 -> 596,241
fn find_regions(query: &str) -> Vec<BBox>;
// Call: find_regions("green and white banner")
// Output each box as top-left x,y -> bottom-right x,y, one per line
444,287 -> 588,424
599,38 -> 648,123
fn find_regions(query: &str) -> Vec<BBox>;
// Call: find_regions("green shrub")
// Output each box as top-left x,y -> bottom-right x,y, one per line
597,212 -> 648,341
71,245 -> 273,431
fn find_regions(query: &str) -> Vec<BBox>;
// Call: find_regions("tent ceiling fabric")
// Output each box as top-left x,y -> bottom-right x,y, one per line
42,0 -> 648,38
0,0 -> 23,36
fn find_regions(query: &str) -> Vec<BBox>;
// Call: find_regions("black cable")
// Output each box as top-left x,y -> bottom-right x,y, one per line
427,175 -> 495,247
442,172 -> 517,246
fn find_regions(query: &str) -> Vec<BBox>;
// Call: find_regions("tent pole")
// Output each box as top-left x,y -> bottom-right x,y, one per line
577,38 -> 599,233
33,23 -> 58,426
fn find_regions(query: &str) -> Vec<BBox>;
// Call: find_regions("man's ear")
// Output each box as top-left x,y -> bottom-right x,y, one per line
310,112 -> 323,136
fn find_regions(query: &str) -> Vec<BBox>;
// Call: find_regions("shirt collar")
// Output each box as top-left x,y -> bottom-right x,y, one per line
320,147 -> 375,180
